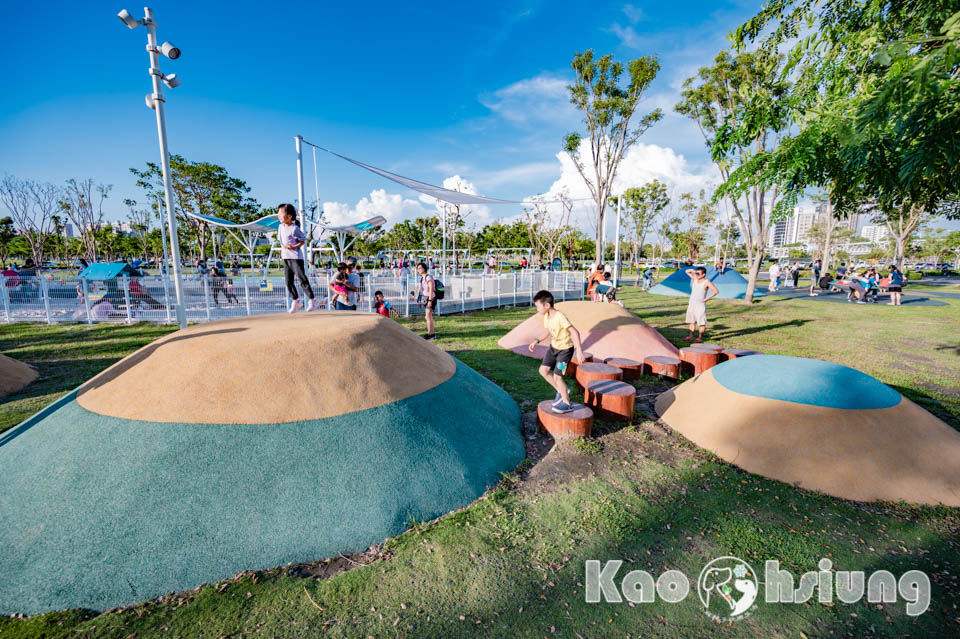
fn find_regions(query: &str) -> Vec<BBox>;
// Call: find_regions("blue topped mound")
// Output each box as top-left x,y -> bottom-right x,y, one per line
649,267 -> 765,299
711,354 -> 901,409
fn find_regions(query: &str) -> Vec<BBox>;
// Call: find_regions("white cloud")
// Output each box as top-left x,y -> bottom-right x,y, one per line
622,4 -> 646,23
479,73 -> 577,128
608,23 -> 650,50
536,139 -> 720,232
321,188 -> 432,227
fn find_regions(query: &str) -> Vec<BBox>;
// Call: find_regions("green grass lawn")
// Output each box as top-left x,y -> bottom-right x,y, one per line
1,285 -> 959,638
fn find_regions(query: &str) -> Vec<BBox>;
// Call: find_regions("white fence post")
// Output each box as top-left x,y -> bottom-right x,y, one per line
81,277 -> 92,325
0,277 -> 10,323
203,275 -> 212,322
243,274 -> 251,316
404,274 -> 411,318
513,272 -> 518,307
496,274 -> 501,307
480,276 -> 485,311
122,275 -> 133,325
529,273 -> 535,305
461,273 -> 465,314
563,272 -> 568,301
40,277 -> 53,324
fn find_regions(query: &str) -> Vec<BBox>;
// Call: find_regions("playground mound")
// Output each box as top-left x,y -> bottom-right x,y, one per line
0,354 -> 38,397
655,354 -> 960,506
0,312 -> 524,614
77,312 -> 456,424
497,301 -> 678,363
649,266 -> 765,299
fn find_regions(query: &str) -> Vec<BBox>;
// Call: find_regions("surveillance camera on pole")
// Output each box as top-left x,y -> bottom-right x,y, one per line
118,6 -> 187,328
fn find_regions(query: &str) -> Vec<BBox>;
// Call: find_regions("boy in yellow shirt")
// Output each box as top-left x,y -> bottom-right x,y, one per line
528,290 -> 586,413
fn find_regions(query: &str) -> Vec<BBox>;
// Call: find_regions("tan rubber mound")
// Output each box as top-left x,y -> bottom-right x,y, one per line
497,301 -> 678,362
0,354 -> 38,397
655,371 -> 960,506
77,312 -> 456,424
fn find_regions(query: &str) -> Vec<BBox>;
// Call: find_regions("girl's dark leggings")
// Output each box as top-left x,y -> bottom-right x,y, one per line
283,259 -> 314,300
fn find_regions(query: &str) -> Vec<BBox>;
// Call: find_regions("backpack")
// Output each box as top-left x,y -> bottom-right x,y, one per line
433,278 -> 445,300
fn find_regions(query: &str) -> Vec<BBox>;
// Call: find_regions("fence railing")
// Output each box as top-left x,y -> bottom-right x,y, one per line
0,270 -> 585,325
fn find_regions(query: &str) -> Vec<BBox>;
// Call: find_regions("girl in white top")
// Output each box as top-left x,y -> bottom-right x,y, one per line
683,266 -> 718,343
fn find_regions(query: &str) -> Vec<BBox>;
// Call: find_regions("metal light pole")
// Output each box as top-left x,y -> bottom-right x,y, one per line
118,7 -> 186,328
156,195 -> 169,276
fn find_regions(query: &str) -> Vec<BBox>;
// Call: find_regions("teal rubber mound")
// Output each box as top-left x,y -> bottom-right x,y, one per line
0,360 -> 523,615
711,354 -> 901,409
649,267 -> 765,299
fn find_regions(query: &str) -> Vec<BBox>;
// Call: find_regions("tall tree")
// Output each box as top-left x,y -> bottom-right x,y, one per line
124,199 -> 153,260
523,195 -> 573,263
564,51 -> 662,262
131,155 -> 260,260
60,178 -> 111,260
614,180 -> 669,265
0,216 -> 16,267
0,175 -> 60,266
677,50 -> 790,301
726,1 -> 960,270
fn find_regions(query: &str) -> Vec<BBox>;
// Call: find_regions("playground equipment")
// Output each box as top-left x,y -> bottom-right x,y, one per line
0,354 -> 37,397
648,266 -> 766,299
498,301 -> 679,363
655,354 -> 960,506
0,312 -> 524,614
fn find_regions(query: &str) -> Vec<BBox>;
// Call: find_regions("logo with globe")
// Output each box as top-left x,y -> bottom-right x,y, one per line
697,556 -> 759,622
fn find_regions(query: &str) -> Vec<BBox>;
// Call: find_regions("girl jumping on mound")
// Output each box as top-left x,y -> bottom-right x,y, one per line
276,203 -> 317,313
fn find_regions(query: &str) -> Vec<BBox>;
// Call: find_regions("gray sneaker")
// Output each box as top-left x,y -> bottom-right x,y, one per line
552,392 -> 562,405
552,402 -> 573,414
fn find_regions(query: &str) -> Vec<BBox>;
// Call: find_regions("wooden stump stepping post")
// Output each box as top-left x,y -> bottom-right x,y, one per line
693,343 -> 724,352
536,400 -> 594,439
575,361 -> 623,390
721,348 -> 761,361
603,357 -> 643,380
566,352 -> 593,378
679,346 -> 722,375
584,379 -> 636,421
642,355 -> 681,380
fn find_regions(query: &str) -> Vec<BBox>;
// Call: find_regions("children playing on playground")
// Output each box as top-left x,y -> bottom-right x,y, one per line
529,290 -> 585,414
276,203 -> 317,313
683,266 -> 719,343
642,266 -> 655,290
373,290 -> 393,318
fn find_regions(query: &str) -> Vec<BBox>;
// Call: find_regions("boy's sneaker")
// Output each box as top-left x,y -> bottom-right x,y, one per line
552,402 -> 573,414
306,299 -> 318,311
288,299 -> 303,313
552,392 -> 562,406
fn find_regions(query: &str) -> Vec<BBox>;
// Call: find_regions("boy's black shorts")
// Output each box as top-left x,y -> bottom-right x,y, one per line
542,346 -> 574,374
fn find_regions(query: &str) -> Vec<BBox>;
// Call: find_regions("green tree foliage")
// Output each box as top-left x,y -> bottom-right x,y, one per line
564,50 -> 662,262
614,180 -> 669,264
676,50 -> 790,301
726,0 -> 960,269
131,156 -> 260,260
0,216 -> 16,267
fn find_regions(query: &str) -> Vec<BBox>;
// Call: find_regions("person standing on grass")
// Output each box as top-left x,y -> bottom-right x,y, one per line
887,264 -> 905,306
768,261 -> 781,292
414,262 -> 437,340
682,266 -> 719,343
529,290 -> 585,414
276,203 -> 317,313
810,259 -> 822,296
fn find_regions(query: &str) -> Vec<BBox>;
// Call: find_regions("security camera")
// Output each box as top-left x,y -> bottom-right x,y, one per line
117,9 -> 140,29
145,93 -> 156,109
160,41 -> 181,60
162,73 -> 181,89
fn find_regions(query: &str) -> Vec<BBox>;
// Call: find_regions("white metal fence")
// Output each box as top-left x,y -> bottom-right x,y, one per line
0,270 -> 585,325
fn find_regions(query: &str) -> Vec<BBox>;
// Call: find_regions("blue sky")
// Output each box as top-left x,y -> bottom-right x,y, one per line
1,0 -> 785,228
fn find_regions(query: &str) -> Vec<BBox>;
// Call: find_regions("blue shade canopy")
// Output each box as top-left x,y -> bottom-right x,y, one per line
77,262 -> 142,280
185,212 -> 283,235
711,354 -> 901,410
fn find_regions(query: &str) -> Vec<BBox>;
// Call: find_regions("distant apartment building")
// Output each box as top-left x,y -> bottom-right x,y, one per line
860,225 -> 891,243
63,223 -> 75,238
767,200 -> 862,250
